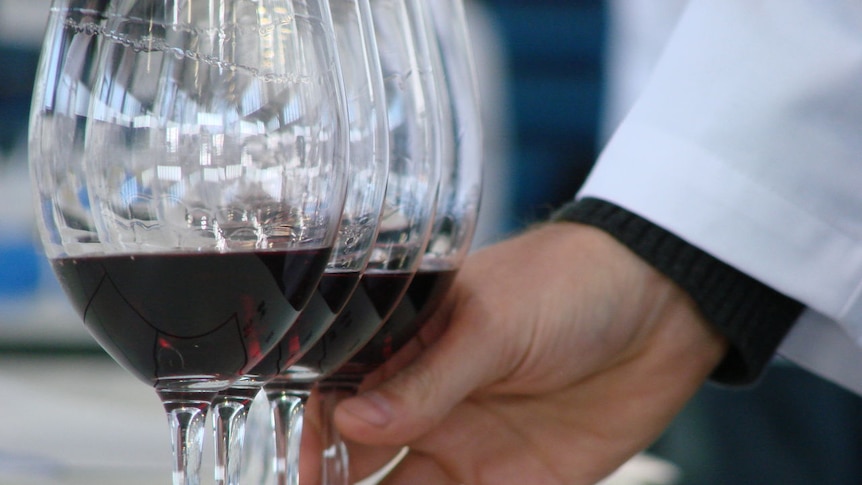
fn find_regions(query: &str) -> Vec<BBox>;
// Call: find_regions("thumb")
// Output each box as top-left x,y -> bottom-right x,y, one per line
334,302 -> 504,446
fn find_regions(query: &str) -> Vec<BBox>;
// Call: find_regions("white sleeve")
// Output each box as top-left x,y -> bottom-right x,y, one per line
579,0 -> 862,393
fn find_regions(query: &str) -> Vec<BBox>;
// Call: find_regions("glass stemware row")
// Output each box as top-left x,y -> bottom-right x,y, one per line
28,0 -> 482,484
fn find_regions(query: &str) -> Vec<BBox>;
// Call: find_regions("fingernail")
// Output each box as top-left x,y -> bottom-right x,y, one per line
340,391 -> 393,427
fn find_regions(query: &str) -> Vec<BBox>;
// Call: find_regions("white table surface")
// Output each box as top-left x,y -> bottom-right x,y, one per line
0,354 -> 174,484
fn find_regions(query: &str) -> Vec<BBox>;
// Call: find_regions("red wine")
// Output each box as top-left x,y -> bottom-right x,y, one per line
51,249 -> 331,389
246,270 -> 362,380
283,270 -> 413,383
337,268 -> 458,377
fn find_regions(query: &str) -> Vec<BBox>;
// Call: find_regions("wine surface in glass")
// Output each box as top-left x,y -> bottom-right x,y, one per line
247,270 -> 362,379
289,270 -> 414,381
51,249 -> 331,389
340,267 -> 457,375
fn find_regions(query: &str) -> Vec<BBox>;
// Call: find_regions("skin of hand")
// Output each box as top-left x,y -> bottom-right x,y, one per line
332,221 -> 729,485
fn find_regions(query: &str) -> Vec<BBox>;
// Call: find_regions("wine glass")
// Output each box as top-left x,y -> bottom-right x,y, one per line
314,0 -> 483,482
246,0 -> 442,479
211,0 -> 391,482
29,1 -> 349,484
246,0 -> 443,479
306,0 -> 446,482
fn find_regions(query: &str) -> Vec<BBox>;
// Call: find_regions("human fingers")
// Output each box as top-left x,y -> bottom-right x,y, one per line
333,224 -> 592,446
333,289 -> 509,445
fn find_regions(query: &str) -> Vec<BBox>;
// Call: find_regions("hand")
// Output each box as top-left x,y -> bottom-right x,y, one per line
334,222 -> 728,485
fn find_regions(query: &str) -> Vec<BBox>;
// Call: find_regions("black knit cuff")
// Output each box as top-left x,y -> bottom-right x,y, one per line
552,197 -> 804,386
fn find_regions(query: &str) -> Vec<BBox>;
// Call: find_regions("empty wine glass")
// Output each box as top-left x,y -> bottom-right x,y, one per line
29,1 -> 349,484
211,0 -> 391,482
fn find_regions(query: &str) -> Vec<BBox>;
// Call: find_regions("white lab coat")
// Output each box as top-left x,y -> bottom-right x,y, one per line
580,0 -> 862,394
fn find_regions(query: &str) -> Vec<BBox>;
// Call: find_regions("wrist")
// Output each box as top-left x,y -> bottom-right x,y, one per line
552,197 -> 803,385
551,220 -> 729,378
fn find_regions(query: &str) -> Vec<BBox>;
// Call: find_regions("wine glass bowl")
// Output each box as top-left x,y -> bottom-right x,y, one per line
304,0 -> 443,390
248,0 -> 392,389
81,0 -> 348,389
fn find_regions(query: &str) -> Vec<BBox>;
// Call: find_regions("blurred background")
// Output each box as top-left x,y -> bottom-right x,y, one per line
0,0 -> 105,347
3,0 -> 862,484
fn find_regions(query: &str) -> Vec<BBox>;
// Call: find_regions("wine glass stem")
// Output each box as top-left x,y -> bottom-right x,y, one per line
318,382 -> 360,485
212,389 -> 260,485
159,391 -> 215,485
267,386 -> 312,485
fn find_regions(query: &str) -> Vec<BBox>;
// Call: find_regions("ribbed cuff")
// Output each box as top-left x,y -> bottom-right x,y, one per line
552,197 -> 804,386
